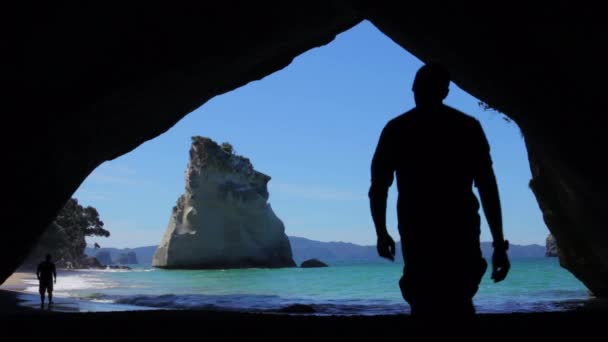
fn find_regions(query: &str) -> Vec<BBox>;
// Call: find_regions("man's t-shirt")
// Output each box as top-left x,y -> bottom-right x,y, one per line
37,261 -> 56,284
370,104 -> 493,259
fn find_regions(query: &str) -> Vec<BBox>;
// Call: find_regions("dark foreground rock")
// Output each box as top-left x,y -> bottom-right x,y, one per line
275,304 -> 316,314
0,300 -> 607,341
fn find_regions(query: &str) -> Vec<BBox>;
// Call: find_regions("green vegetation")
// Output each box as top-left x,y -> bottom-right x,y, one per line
478,100 -> 511,122
221,142 -> 235,154
23,198 -> 110,268
478,100 -> 524,138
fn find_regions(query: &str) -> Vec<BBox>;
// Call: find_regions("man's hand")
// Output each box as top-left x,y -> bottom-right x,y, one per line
377,233 -> 396,261
54,278 -> 57,284
491,248 -> 510,283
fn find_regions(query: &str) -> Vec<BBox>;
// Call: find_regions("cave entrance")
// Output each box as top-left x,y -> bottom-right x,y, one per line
37,21 -> 586,313
76,20 -> 546,252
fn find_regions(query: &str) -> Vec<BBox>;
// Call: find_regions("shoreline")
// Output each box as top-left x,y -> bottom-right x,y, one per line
0,270 -> 162,313
1,271 -> 608,340
1,268 -> 605,315
1,272 -> 34,292
3,266 -> 607,313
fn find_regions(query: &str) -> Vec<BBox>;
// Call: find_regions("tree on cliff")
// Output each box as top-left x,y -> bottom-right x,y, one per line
23,198 -> 110,268
55,198 -> 109,239
221,142 -> 235,154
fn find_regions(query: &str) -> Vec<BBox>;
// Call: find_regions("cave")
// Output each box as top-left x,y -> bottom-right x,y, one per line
3,1 -> 608,298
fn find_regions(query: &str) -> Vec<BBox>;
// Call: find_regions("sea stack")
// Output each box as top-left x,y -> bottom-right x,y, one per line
153,137 -> 295,269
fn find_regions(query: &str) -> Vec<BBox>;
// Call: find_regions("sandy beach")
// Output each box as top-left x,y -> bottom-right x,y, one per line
0,272 -> 37,313
0,270 -> 163,313
1,272 -> 34,292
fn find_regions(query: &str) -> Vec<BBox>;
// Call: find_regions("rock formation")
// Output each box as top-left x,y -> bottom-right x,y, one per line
116,251 -> 138,265
153,137 -> 295,269
95,251 -> 113,266
108,265 -> 131,270
546,234 -> 559,257
300,259 -> 329,268
3,2 -> 608,296
80,256 -> 104,269
21,202 -> 109,270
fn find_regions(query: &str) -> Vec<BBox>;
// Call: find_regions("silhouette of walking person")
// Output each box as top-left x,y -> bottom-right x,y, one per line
37,254 -> 57,307
369,64 -> 510,317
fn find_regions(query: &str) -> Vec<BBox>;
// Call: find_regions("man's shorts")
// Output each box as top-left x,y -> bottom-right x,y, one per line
39,280 -> 53,293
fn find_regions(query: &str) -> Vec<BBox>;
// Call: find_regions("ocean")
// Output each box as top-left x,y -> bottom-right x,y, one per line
22,258 -> 589,315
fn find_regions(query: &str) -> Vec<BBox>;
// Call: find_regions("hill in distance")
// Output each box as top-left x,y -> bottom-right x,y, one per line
86,237 -> 546,266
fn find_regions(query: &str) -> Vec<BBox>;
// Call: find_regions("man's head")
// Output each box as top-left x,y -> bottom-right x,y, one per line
412,63 -> 450,107
45,254 -> 52,262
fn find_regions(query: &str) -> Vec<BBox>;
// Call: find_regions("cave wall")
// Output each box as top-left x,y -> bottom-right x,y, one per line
3,1 -> 607,295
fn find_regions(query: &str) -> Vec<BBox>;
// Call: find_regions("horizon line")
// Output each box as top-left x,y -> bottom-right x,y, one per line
87,236 -> 546,249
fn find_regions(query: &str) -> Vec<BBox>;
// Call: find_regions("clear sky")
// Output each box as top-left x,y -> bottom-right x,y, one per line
76,21 -> 547,248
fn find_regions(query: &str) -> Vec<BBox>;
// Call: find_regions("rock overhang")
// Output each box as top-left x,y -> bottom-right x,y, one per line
2,1 -> 608,295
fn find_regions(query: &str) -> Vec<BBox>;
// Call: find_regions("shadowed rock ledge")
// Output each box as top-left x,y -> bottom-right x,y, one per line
153,137 -> 295,269
546,234 -> 558,257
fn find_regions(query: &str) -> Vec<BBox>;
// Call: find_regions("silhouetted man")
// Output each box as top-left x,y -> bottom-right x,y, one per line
37,254 -> 57,306
369,64 -> 510,317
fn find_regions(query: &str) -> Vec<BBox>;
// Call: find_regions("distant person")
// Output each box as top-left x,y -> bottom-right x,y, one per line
369,63 -> 510,317
37,254 -> 57,306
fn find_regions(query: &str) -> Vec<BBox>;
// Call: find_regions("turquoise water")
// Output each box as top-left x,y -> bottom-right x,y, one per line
38,258 -> 589,315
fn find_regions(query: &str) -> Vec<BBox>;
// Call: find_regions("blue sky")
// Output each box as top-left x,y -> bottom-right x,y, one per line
76,21 -> 546,248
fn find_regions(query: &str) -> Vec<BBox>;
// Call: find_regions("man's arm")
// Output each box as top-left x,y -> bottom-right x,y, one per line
52,264 -> 57,283
36,264 -> 40,280
476,165 -> 504,244
473,121 -> 509,282
369,123 -> 396,261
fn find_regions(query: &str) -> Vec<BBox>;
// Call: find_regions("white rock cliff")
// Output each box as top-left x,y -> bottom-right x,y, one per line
153,137 -> 295,269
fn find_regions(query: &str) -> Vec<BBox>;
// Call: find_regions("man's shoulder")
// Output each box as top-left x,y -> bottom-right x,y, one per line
383,106 -> 481,131
443,105 -> 480,126
385,108 -> 417,127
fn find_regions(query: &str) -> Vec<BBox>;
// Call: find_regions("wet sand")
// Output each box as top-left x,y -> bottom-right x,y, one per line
0,271 -> 160,313
0,297 -> 606,341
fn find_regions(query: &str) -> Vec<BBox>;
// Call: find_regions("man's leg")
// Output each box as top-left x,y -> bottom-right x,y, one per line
447,298 -> 476,315
39,284 -> 45,305
48,283 -> 54,304
400,273 -> 478,318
